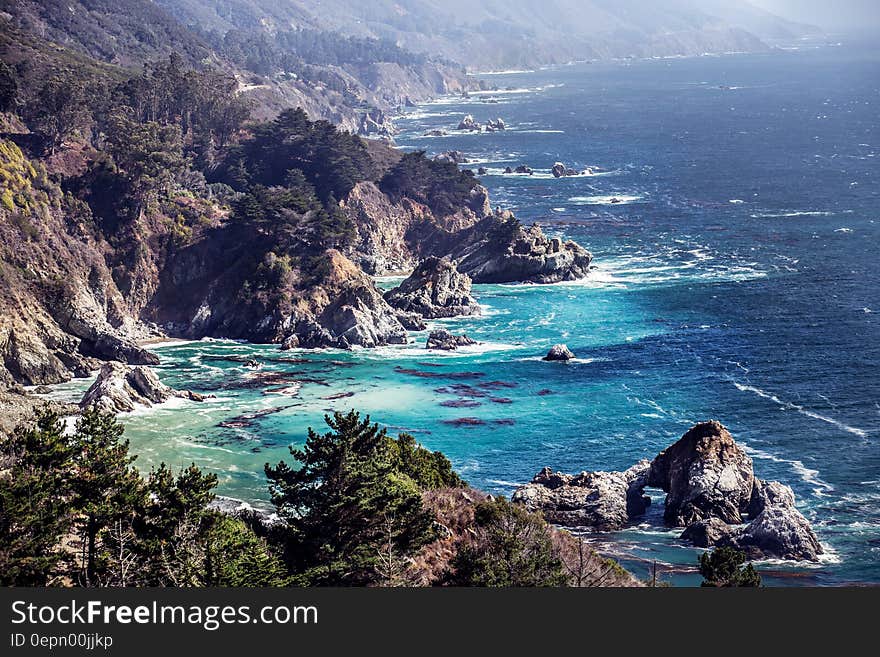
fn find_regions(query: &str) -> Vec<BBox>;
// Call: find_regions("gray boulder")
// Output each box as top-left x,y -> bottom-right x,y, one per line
512,460 -> 651,531
543,344 -> 575,361
425,329 -> 477,351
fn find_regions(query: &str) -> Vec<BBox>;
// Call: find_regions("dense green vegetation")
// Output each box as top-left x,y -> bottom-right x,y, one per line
0,409 -> 287,586
699,546 -> 762,587
380,150 -> 479,217
0,408 -> 632,588
447,497 -> 569,587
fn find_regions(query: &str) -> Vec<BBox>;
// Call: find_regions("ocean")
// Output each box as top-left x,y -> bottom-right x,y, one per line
48,43 -> 880,586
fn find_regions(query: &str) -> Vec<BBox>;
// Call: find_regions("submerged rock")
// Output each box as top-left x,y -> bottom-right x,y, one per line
384,257 -> 481,319
514,165 -> 533,175
426,329 -> 477,351
80,362 -> 207,414
543,344 -> 575,361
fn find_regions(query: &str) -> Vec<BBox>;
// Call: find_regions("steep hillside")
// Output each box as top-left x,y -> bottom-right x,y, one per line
0,1 -> 471,134
156,0 -> 816,71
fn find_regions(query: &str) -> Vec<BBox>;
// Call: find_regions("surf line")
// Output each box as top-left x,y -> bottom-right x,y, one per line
732,381 -> 869,439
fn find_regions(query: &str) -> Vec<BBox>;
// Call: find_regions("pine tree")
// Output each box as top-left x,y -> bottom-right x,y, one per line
132,462 -> 217,586
202,515 -> 290,587
265,411 -> 435,585
69,409 -> 144,587
699,546 -> 762,587
0,411 -> 74,585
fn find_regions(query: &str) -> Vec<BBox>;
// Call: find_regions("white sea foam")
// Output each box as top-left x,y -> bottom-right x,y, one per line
486,479 -> 523,488
732,382 -> 869,439
568,194 -> 643,205
743,444 -> 835,497
474,69 -> 536,75
750,211 -> 836,218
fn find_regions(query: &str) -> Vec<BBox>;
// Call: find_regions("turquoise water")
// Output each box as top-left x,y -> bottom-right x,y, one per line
52,44 -> 880,585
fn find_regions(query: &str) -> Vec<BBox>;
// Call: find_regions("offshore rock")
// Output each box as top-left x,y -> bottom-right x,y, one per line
425,329 -> 477,351
384,257 -> 481,319
543,344 -> 575,361
449,214 -> 592,283
457,115 -> 481,131
514,420 -> 823,562
434,150 -> 469,165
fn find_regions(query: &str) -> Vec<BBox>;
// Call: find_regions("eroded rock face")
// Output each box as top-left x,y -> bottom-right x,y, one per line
513,460 -> 651,531
425,329 -> 477,351
729,503 -> 822,562
316,282 -> 408,349
384,257 -> 481,319
680,479 -> 823,561
647,420 -> 755,526
80,362 -> 206,414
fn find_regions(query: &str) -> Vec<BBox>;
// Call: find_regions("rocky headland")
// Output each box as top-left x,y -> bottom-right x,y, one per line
513,421 -> 823,562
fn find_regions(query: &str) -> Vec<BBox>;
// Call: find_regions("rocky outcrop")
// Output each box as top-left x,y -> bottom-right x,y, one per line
647,421 -> 755,526
552,162 -> 579,178
543,344 -> 575,361
384,257 -> 480,319
485,118 -> 506,132
433,151 -> 468,165
358,108 -> 397,138
513,421 -> 823,561
448,214 -> 593,284
425,329 -> 477,351
80,362 -> 207,414
457,115 -> 480,131
513,461 -> 651,530
513,165 -> 533,175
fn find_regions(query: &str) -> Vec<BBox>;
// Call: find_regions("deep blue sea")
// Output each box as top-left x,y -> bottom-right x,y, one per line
50,44 -> 880,585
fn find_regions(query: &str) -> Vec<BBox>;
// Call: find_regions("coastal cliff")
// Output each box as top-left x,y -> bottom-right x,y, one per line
0,100 -> 592,393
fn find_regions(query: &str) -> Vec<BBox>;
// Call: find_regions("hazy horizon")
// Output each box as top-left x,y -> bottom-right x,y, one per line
748,0 -> 880,32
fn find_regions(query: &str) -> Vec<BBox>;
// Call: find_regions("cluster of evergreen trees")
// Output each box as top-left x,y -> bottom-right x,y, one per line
0,407 -> 760,587
0,409 -> 458,587
380,150 -> 479,218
